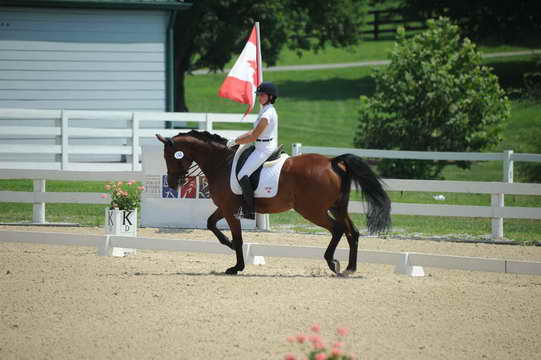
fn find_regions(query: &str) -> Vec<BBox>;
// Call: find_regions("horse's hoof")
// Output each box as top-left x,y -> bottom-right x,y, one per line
225,267 -> 239,275
329,259 -> 340,274
339,269 -> 355,277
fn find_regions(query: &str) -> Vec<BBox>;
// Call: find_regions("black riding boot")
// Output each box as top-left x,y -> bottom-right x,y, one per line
239,176 -> 255,220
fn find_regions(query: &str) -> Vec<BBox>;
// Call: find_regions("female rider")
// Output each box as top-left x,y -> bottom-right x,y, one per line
226,82 -> 279,219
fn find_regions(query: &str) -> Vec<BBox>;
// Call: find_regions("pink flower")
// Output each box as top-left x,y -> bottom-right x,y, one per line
333,341 -> 344,348
128,180 -> 134,185
286,336 -> 295,343
117,181 -> 123,186
315,353 -> 327,360
331,348 -> 343,356
284,354 -> 296,360
310,324 -> 321,333
308,335 -> 322,344
100,194 -> 107,199
104,184 -> 111,190
337,327 -> 349,336
313,341 -> 325,350
296,334 -> 306,344
137,186 -> 145,191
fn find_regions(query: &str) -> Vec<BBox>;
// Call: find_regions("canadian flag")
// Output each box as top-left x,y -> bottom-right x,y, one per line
218,24 -> 262,116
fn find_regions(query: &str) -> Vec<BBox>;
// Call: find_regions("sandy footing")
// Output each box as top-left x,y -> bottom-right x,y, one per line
1,226 -> 540,359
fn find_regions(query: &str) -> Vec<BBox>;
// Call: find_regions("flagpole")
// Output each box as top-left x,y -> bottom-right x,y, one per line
254,22 -> 270,232
255,22 -> 263,83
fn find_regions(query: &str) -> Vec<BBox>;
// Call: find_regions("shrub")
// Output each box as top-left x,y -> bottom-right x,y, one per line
354,17 -> 511,179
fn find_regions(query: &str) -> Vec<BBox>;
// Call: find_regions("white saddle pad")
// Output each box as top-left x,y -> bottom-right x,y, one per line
230,144 -> 289,198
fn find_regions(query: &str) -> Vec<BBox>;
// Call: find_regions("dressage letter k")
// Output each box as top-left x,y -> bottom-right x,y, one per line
108,211 -> 114,226
122,211 -> 133,226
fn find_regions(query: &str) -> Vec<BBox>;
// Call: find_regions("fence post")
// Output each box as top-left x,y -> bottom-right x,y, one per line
32,179 -> 46,224
199,113 -> 213,132
492,150 -> 514,240
256,213 -> 269,231
292,143 -> 302,156
131,112 -> 139,171
374,11 -> 380,40
503,150 -> 514,183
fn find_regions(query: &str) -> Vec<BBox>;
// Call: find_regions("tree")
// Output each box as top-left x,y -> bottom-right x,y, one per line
173,0 -> 367,111
354,18 -> 511,179
401,0 -> 541,43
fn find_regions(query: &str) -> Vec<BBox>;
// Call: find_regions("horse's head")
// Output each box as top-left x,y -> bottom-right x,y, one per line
155,133 -> 194,189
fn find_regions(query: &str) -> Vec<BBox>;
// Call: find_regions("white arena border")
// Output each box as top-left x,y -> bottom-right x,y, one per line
1,230 -> 540,277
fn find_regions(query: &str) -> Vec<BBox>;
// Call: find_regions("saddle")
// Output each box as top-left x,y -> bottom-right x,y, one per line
235,144 -> 284,189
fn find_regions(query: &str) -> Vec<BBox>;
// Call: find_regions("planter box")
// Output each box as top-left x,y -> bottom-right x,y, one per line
104,208 -> 137,257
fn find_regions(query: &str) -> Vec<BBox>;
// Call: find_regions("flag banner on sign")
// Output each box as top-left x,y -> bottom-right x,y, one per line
161,176 -> 179,198
161,176 -> 209,199
180,177 -> 197,199
198,176 -> 211,199
218,24 -> 262,116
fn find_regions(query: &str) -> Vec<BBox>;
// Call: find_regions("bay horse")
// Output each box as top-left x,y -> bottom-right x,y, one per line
156,130 -> 391,276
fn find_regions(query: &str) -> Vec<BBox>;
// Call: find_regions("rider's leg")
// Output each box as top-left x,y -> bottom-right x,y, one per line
238,175 -> 255,219
237,149 -> 271,219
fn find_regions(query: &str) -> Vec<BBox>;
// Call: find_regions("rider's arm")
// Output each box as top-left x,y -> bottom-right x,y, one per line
234,117 -> 269,145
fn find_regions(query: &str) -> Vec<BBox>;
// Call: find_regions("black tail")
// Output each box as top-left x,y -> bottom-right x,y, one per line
331,154 -> 391,234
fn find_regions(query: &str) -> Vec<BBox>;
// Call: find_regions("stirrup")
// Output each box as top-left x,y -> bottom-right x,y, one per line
234,207 -> 255,220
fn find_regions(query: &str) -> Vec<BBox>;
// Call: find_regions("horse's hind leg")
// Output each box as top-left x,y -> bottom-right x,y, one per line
330,208 -> 360,276
207,208 -> 234,250
295,207 -> 344,274
343,214 -> 360,276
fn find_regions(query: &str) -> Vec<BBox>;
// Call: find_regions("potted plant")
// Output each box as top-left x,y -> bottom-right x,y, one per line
101,181 -> 144,256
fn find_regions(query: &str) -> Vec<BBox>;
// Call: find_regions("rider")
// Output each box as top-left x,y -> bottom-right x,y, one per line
226,82 -> 279,219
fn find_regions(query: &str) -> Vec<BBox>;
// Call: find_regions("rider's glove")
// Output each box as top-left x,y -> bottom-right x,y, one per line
226,139 -> 237,148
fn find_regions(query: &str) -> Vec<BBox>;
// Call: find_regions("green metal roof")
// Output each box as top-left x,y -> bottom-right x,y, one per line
0,0 -> 192,10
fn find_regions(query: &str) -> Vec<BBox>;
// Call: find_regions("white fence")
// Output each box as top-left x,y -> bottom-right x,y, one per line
292,144 -> 541,240
0,108 -> 256,171
0,108 -> 266,226
1,229 -> 540,276
292,144 -> 541,183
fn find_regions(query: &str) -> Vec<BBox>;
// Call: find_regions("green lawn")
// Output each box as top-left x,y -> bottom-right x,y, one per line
1,40 -> 540,242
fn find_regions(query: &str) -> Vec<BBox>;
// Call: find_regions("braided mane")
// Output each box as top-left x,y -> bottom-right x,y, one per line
175,130 -> 228,146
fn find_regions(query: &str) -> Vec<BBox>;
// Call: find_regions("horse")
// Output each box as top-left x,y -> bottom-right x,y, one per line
156,130 -> 391,276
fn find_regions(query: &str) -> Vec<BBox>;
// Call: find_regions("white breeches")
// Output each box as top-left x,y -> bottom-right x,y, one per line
238,147 -> 274,179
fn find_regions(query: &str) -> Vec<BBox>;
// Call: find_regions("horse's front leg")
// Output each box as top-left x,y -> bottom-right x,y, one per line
223,214 -> 244,275
207,208 -> 234,250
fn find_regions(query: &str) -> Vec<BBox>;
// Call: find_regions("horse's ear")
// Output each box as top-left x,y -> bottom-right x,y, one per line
156,134 -> 173,147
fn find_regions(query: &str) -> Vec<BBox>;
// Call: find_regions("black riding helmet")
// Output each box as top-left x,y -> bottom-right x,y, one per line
255,82 -> 278,104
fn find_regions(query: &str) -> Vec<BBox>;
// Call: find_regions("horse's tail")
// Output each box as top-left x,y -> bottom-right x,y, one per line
331,154 -> 391,234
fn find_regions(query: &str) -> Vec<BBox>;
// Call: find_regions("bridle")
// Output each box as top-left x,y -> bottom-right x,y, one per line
165,138 -> 204,187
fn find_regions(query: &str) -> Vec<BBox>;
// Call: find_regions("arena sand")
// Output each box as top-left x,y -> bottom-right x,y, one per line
1,226 -> 540,360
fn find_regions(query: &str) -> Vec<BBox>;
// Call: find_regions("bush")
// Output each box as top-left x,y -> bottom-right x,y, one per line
354,18 -> 511,179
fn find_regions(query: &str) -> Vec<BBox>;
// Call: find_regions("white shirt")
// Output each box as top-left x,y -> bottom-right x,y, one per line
254,104 -> 278,150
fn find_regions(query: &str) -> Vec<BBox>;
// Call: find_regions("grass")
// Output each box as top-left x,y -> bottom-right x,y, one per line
1,40 -> 540,242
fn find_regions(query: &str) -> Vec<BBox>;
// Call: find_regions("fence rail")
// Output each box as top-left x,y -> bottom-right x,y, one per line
0,108 -> 256,171
292,143 -> 541,239
1,230 -> 540,276
364,8 -> 428,40
0,108 -> 259,225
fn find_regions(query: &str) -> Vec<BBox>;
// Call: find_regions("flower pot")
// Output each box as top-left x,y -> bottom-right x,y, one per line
104,208 -> 137,256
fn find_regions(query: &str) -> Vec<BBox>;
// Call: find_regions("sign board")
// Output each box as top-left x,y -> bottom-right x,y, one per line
140,145 -> 256,229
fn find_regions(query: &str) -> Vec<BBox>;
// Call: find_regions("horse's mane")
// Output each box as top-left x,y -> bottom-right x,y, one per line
174,130 -> 228,146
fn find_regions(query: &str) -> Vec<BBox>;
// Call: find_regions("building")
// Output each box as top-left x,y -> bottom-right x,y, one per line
0,0 -> 191,111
